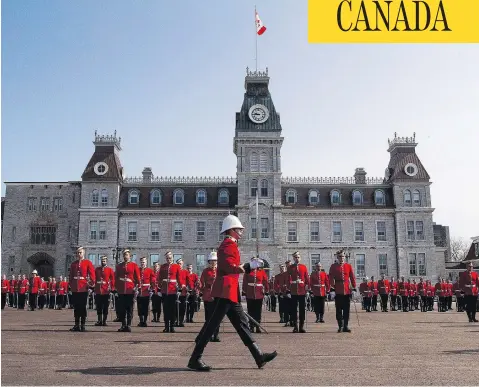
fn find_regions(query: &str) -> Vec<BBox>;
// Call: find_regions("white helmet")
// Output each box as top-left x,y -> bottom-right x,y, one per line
32,270 -> 38,274
220,215 -> 244,234
207,251 -> 218,261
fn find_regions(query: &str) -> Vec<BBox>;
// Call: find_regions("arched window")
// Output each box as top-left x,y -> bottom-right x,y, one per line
196,189 -> 207,205
404,190 -> 412,206
412,190 -> 421,206
330,190 -> 341,205
250,152 -> 259,172
150,189 -> 161,205
286,189 -> 297,205
173,189 -> 184,205
259,152 -> 268,172
251,179 -> 258,197
128,190 -> 139,205
260,179 -> 268,197
352,190 -> 363,205
374,190 -> 385,206
91,190 -> 99,207
308,190 -> 319,205
101,189 -> 108,207
218,189 -> 229,205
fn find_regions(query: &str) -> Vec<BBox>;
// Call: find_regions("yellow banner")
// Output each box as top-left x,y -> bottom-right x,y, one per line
308,0 -> 479,43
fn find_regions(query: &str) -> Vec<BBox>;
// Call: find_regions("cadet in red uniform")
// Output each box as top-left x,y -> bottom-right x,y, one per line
329,250 -> 357,333
445,279 -> 453,310
94,255 -> 115,326
435,278 -> 445,312
175,258 -> 189,327
137,256 -> 155,327
407,279 -> 415,311
188,215 -> 277,371
49,277 -> 58,309
426,280 -> 435,311
389,277 -> 398,311
268,276 -> 277,312
284,260 -> 294,326
29,270 -> 41,311
287,251 -> 310,333
8,275 -> 17,307
185,264 -> 199,323
56,276 -> 67,310
38,278 -> 47,309
115,249 -> 141,332
369,276 -> 379,311
377,274 -> 390,312
69,247 -> 96,331
158,251 -> 182,333
310,262 -> 330,323
417,278 -> 428,312
200,251 -> 220,342
151,262 -> 162,322
459,262 -> 479,322
453,279 -> 464,312
1,274 -> 9,309
242,257 -> 269,333
397,277 -> 409,312
17,274 -> 29,309
359,277 -> 372,312
273,264 -> 288,324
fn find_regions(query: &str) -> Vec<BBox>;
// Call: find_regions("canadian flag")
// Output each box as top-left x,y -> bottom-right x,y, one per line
255,11 -> 266,35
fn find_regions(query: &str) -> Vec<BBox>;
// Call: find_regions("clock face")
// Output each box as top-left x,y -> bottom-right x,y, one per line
248,104 -> 269,124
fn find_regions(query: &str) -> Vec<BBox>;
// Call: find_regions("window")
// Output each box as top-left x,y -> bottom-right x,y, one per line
129,190 -> 139,205
90,221 -> 98,240
286,189 -> 296,205
251,180 -> 258,197
28,198 -> 37,211
98,221 -> 106,240
287,222 -> 297,242
41,197 -> 50,211
173,221 -> 183,241
352,190 -> 363,205
151,190 -> 161,205
150,254 -> 160,266
150,222 -> 160,241
260,180 -> 268,197
418,253 -> 426,276
309,190 -> 319,205
260,218 -> 269,239
259,152 -> 268,173
354,221 -> 364,241
12,227 -> 16,241
404,190 -> 412,206
412,190 -> 421,206
332,221 -> 342,242
409,253 -> 417,276
173,189 -> 184,205
310,221 -> 320,242
218,189 -> 229,205
91,190 -> 99,207
9,256 -> 15,273
416,221 -> 425,240
378,254 -> 388,276
196,254 -> 207,274
173,254 -> 183,262
356,254 -> 365,277
101,190 -> 108,207
251,217 -> 257,239
30,226 -> 56,245
331,190 -> 341,205
376,221 -> 387,241
374,190 -> 385,205
196,221 -> 206,241
53,198 -> 63,211
88,254 -> 96,266
65,255 -> 74,274
196,189 -> 206,205
72,192 -> 76,203
407,221 -> 415,241
131,254 -> 138,263
250,152 -> 259,172
311,253 -> 321,267
218,221 -> 224,241
128,221 -> 137,241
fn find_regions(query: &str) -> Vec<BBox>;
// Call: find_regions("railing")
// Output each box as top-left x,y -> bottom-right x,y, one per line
281,177 -> 385,185
123,176 -> 237,185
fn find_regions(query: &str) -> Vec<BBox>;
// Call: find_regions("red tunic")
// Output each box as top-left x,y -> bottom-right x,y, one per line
328,262 -> 356,295
1,279 -> 9,294
447,283 -> 453,296
273,272 -> 289,294
94,266 -> 115,295
186,272 -> 199,295
417,281 -> 427,296
115,261 -> 141,295
179,269 -> 189,296
158,263 -> 182,295
453,281 -> 462,297
397,281 -> 409,296
152,269 -> 160,293
408,283 -> 416,296
268,277 -> 275,295
69,259 -> 96,293
389,281 -> 398,296
138,267 -> 155,297
9,279 -> 17,293
359,282 -> 372,297
211,236 -> 244,303
200,267 -> 217,302
427,284 -> 435,296
29,276 -> 41,294
459,270 -> 479,296
435,282 -> 445,297
39,282 -> 47,295
50,281 -> 58,295
378,279 -> 390,295
18,279 -> 29,295
309,270 -> 330,297
242,269 -> 269,299
288,263 -> 310,296
369,281 -> 379,296
57,281 -> 68,296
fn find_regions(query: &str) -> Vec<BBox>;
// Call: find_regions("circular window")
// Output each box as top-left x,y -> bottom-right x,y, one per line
404,163 -> 418,177
94,162 -> 109,176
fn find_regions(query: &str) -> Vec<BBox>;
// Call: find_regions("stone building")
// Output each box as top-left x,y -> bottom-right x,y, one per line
1,68 -> 450,280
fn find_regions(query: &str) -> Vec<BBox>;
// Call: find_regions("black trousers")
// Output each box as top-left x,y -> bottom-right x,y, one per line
152,294 -> 162,319
187,294 -> 198,321
163,294 -> 177,326
29,293 -> 38,310
313,296 -> 325,318
278,295 -> 286,321
420,296 -> 428,311
38,295 -> 46,309
291,295 -> 306,324
137,296 -> 150,318
49,294 -> 57,309
438,296 -> 446,311
1,293 -> 6,309
204,301 -> 220,338
465,295 -> 478,320
334,294 -> 351,327
401,296 -> 409,311
246,298 -> 263,325
270,294 -> 277,312
193,298 -> 254,356
447,296 -> 452,309
390,295 -> 397,309
9,293 -> 16,307
363,296 -> 371,311
457,296 -> 464,311
18,294 -> 26,309
380,294 -> 388,311
95,294 -> 110,320
57,295 -> 65,309
118,293 -> 134,326
178,295 -> 187,323
372,295 -> 378,310
72,292 -> 88,322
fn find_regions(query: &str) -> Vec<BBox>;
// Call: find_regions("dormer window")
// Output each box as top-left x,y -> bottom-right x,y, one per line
404,190 -> 412,206
150,189 -> 161,205
330,190 -> 341,205
286,189 -> 297,205
352,190 -> 363,205
308,190 -> 319,206
412,190 -> 421,206
196,189 -> 207,205
128,190 -> 139,205
218,189 -> 229,205
91,190 -> 99,207
173,189 -> 184,205
374,190 -> 385,206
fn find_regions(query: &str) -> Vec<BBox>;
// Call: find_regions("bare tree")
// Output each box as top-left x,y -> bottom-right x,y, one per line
450,237 -> 470,261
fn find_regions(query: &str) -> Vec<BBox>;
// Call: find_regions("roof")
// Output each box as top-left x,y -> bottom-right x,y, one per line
81,146 -> 123,182
387,147 -> 430,182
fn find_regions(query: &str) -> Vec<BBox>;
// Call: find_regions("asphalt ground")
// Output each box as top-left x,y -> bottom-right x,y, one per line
1,302 -> 478,386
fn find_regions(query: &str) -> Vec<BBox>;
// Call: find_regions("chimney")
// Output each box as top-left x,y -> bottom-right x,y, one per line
142,167 -> 153,183
354,167 -> 367,184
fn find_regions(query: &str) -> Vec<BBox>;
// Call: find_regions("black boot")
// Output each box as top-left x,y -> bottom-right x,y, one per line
70,318 -> 80,331
247,343 -> 277,369
169,321 -> 176,333
292,323 -> 298,333
102,315 -> 108,326
80,317 -> 86,332
163,321 -> 169,332
299,322 -> 306,333
95,314 -> 102,326
188,347 -> 211,371
337,321 -> 343,333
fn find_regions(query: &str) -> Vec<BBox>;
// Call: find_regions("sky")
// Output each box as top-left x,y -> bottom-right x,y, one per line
1,0 -> 478,240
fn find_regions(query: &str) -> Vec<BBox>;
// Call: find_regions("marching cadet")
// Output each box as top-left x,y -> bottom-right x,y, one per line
459,261 -> 478,322
329,250 -> 357,333
273,264 -> 287,324
115,249 -> 141,332
158,251 -> 182,333
397,277 -> 409,312
359,277 -> 372,312
389,277 -> 398,311
8,275 -> 17,307
49,277 -> 58,309
309,262 -> 330,323
426,280 -> 435,311
369,276 -> 379,311
38,278 -> 47,309
151,262 -> 162,322
29,270 -> 41,311
137,256 -> 155,327
412,280 -> 420,310
176,258 -> 188,327
69,246 -> 96,332
199,251 -> 220,342
417,278 -> 428,312
407,279 -> 415,311
46,276 -> 52,308
242,256 -> 269,333
377,274 -> 390,312
187,214 -> 277,372
56,276 -> 68,310
453,279 -> 464,312
94,255 -> 115,326
284,260 -> 294,327
287,252 -> 310,333
435,277 -> 445,312
268,276 -> 277,313
446,279 -> 453,310
17,274 -> 29,310
185,263 -> 199,323
2,274 -> 9,309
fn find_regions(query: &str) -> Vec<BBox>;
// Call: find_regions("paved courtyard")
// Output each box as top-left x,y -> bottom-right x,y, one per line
1,303 -> 478,386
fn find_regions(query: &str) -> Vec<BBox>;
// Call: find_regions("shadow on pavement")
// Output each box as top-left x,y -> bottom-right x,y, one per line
113,340 -> 196,344
442,349 -> 479,355
57,366 -> 186,375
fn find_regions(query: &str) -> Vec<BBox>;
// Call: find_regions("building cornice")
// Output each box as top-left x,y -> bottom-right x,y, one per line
79,208 -> 119,213
281,208 -> 396,216
119,209 -> 231,217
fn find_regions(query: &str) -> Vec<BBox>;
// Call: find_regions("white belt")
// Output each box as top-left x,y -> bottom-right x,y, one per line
141,284 -> 151,287
163,279 -> 177,283
291,280 -> 304,284
96,281 -> 107,284
247,283 -> 263,287
73,276 -> 85,280
119,278 -> 133,283
313,284 -> 325,287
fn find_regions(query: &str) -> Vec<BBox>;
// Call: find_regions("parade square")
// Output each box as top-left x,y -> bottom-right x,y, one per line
1,306 -> 477,386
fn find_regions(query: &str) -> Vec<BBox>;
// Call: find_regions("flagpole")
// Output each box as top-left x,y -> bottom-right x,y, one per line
255,5 -> 258,71
256,190 -> 259,259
